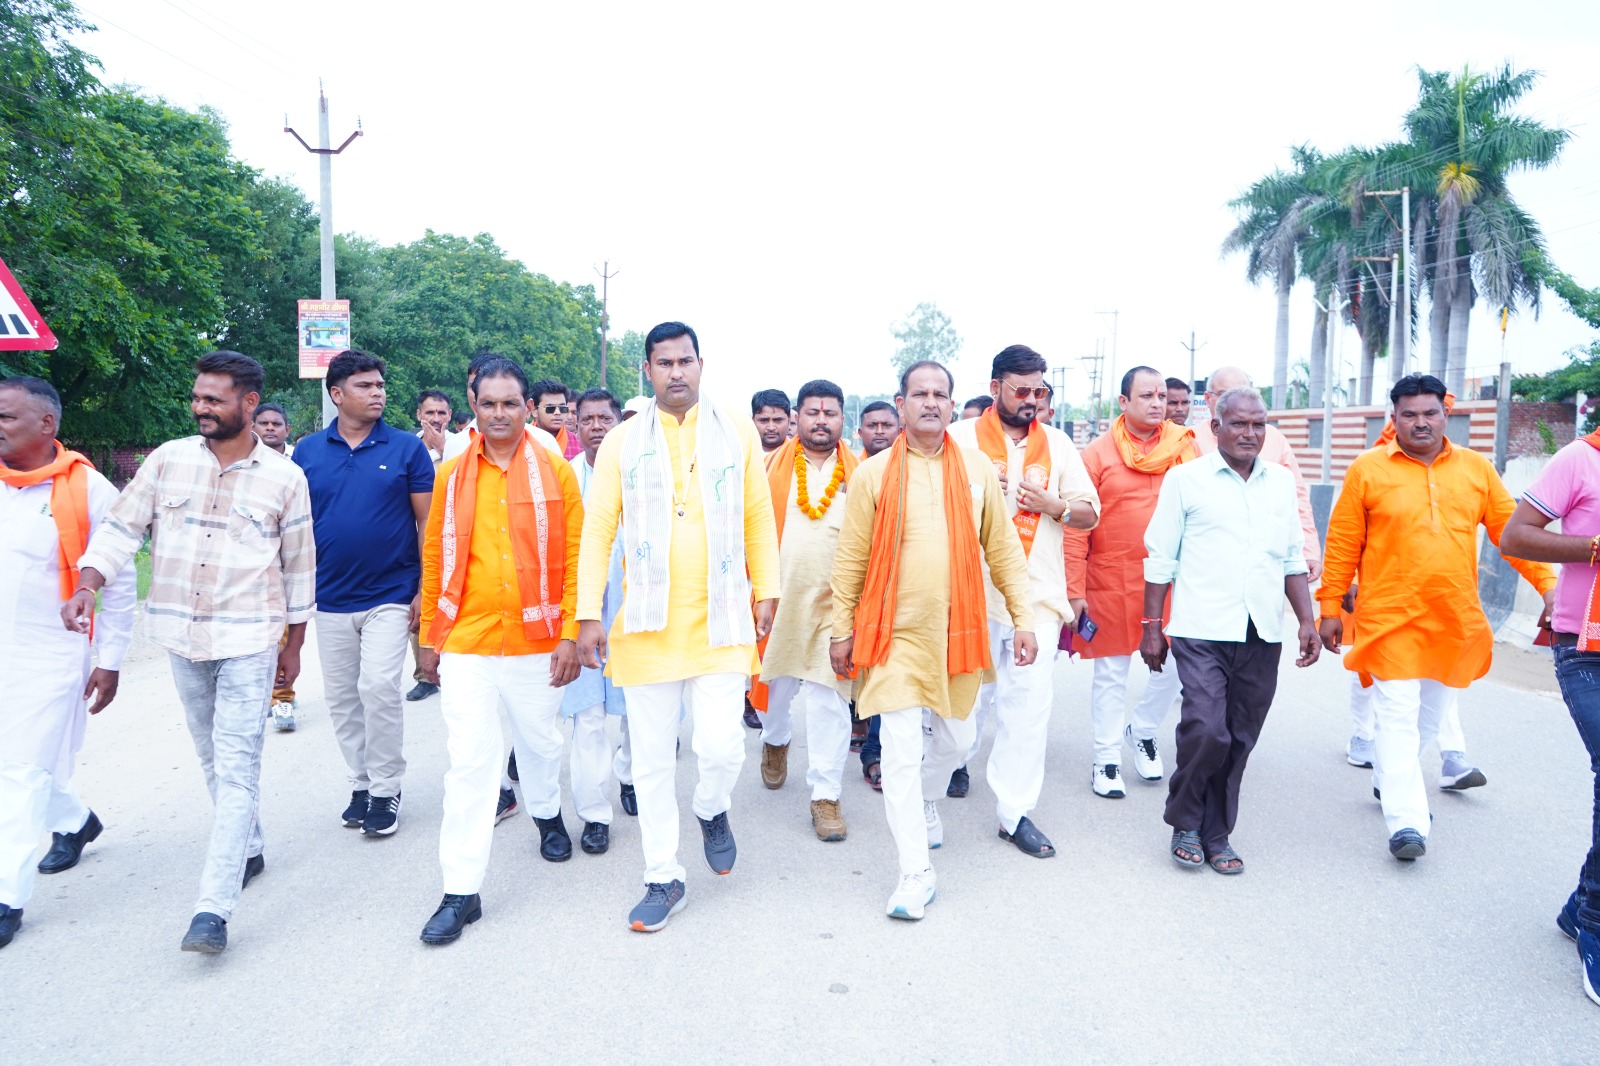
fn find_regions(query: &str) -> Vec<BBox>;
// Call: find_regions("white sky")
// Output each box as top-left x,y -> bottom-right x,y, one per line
73,0 -> 1600,411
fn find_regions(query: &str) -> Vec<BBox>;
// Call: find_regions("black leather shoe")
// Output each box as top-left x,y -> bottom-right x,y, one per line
535,812 -> 572,862
581,821 -> 610,854
998,815 -> 1056,858
38,810 -> 103,874
180,912 -> 227,953
420,893 -> 482,945
507,751 -> 518,782
241,853 -> 265,889
405,681 -> 439,702
0,905 -> 20,949
742,701 -> 761,729
946,767 -> 970,799
619,783 -> 638,817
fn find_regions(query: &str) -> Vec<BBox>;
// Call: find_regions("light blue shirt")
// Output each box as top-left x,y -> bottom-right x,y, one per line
1143,449 -> 1308,643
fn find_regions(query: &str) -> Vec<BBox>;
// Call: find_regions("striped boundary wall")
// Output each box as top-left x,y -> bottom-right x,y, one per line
1270,400 -> 1500,483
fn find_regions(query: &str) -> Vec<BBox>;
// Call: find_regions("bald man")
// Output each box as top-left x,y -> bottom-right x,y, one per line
1192,367 -> 1320,580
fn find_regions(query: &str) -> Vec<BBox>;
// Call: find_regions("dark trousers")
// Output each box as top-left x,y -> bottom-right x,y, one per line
1553,643 -> 1600,935
1164,623 -> 1281,854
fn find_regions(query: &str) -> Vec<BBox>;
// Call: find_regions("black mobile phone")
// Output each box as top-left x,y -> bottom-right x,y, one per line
1077,612 -> 1098,641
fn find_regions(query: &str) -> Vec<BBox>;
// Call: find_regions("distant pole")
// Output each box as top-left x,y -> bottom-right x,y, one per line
1399,186 -> 1412,382
595,261 -> 619,387
1494,308 -> 1511,473
285,86 -> 362,429
1180,329 -> 1205,389
1097,310 -> 1119,423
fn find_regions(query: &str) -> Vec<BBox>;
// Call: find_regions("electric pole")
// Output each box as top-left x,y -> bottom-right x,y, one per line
1096,309 -> 1119,411
1364,187 -> 1411,384
595,261 -> 619,387
285,85 -> 362,428
1179,330 -> 1206,389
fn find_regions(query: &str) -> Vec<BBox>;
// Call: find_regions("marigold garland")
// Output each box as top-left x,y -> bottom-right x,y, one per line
795,448 -> 846,519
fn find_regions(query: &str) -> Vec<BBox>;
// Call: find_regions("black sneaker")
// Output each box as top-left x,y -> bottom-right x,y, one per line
699,811 -> 736,875
1389,828 -> 1426,861
507,751 -> 518,782
405,681 -> 439,702
341,790 -> 370,827
495,788 -> 518,825
628,880 -> 686,932
363,792 -> 401,836
241,853 -> 265,889
946,766 -> 970,798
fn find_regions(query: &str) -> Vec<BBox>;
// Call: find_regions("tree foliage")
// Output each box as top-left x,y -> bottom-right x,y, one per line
890,302 -> 961,377
1514,340 -> 1600,430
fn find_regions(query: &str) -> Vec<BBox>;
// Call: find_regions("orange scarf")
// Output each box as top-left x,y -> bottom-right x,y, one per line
1374,391 -> 1456,447
973,407 -> 1051,556
763,437 -> 861,543
0,441 -> 95,600
1111,414 -> 1195,474
854,433 -> 989,676
430,430 -> 566,649
1578,429 -> 1600,651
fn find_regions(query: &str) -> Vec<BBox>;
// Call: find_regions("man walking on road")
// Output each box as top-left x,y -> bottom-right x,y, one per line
254,403 -> 300,729
755,379 -> 861,842
829,361 -> 1035,919
1141,386 -> 1319,875
0,378 -> 136,950
1319,374 -> 1554,862
1065,367 -> 1197,798
294,350 -> 434,837
577,322 -> 781,933
407,389 -> 453,703
63,351 -> 315,953
414,358 -> 585,944
948,345 -> 1099,857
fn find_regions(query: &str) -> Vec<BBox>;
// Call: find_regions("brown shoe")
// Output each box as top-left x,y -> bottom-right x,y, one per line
760,743 -> 789,789
810,799 -> 846,842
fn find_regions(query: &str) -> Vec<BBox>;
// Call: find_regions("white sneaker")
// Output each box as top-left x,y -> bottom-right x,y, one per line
1346,735 -> 1374,768
886,868 -> 937,920
1124,726 -> 1164,780
924,800 -> 943,849
1439,751 -> 1487,790
1092,763 -> 1126,798
271,701 -> 296,732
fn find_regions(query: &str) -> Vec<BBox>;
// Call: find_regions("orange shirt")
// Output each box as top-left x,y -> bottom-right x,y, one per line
1064,429 -> 1198,657
1318,439 -> 1555,687
420,450 -> 583,656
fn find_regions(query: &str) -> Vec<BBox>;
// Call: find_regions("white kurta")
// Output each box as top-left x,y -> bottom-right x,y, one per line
1,469 -> 136,780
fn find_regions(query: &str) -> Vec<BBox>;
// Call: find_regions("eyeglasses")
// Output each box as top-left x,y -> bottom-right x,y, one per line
541,404 -> 570,414
1001,383 -> 1051,401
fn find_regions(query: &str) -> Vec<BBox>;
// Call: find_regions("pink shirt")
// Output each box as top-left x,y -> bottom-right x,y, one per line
1521,439 -> 1600,634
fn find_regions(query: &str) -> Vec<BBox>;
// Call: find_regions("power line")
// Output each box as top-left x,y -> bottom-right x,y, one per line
156,0 -> 313,85
76,6 -> 281,112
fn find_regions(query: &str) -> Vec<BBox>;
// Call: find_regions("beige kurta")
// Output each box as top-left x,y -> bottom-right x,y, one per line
830,440 -> 1034,720
762,451 -> 852,698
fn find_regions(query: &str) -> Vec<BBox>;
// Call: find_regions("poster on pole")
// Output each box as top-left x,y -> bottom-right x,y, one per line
297,298 -> 351,379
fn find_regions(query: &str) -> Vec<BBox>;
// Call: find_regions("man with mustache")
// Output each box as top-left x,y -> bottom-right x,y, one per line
62,351 -> 315,953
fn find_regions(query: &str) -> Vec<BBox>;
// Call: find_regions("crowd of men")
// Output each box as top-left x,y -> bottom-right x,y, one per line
0,323 -> 1596,1008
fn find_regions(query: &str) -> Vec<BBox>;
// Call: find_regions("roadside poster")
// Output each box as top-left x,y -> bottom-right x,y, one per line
298,298 -> 351,379
0,254 -> 58,351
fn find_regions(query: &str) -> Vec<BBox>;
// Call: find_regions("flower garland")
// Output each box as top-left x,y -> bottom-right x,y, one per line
795,448 -> 846,519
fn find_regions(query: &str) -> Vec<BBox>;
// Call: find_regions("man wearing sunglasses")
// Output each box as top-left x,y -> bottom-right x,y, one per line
531,378 -> 577,459
946,345 -> 1099,858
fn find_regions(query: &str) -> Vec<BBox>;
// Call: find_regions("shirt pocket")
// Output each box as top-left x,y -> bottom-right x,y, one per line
227,502 -> 276,552
159,495 -> 190,535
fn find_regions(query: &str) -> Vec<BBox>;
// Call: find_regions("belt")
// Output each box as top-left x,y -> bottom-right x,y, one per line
1552,632 -> 1580,647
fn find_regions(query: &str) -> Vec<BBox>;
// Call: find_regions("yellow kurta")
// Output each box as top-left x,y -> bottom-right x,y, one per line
762,451 -> 851,698
830,441 -> 1034,719
576,403 -> 781,687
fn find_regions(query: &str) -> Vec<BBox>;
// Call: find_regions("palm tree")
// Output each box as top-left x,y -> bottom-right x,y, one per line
1222,146 -> 1324,408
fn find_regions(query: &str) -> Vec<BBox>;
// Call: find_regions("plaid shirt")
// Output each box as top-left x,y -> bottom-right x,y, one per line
80,436 -> 316,661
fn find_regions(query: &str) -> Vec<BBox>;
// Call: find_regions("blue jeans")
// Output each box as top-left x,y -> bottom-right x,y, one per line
168,649 -> 274,920
860,712 -> 881,769
1553,644 -> 1600,935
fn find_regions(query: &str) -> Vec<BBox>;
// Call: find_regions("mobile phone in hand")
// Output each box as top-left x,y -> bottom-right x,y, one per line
1076,612 -> 1098,642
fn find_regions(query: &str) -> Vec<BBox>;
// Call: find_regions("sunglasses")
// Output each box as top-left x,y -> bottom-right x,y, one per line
541,404 -> 570,414
1001,384 -> 1051,401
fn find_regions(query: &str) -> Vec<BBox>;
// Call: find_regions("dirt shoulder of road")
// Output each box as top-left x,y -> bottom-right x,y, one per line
1487,639 -> 1561,696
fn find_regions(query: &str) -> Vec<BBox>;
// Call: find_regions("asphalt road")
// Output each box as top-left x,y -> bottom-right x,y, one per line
3,622 -> 1594,1065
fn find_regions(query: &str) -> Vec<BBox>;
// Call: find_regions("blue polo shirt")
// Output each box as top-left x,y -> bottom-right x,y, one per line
293,417 -> 437,613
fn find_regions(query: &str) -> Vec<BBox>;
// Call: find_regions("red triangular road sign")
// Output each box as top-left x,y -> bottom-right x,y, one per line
0,255 -> 58,351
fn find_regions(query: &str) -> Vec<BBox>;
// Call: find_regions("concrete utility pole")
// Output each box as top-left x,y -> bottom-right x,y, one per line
1079,340 -> 1105,439
1096,310 -> 1119,417
1179,330 -> 1205,390
1364,187 -> 1412,384
595,261 -> 619,387
285,86 -> 362,428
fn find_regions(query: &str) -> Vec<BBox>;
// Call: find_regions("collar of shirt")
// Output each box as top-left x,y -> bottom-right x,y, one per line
202,433 -> 276,474
1383,436 -> 1454,464
322,416 -> 392,451
1204,447 -> 1268,485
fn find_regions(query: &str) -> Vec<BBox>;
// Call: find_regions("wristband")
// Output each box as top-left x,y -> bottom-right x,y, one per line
1139,617 -> 1163,626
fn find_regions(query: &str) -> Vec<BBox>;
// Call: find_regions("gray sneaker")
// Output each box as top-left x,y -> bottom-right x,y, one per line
628,880 -> 686,932
1346,735 -> 1374,768
698,812 -> 736,874
271,700 -> 296,732
1439,751 -> 1487,790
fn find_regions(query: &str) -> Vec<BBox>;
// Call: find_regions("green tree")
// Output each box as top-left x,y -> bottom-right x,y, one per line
890,302 -> 961,377
1514,340 -> 1600,430
606,329 -> 646,401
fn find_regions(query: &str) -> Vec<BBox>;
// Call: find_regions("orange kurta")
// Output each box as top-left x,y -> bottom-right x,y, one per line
420,449 -> 584,656
1064,428 -> 1199,657
1318,439 -> 1555,687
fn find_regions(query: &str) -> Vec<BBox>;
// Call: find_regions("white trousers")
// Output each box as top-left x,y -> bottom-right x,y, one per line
0,762 -> 90,909
437,652 -> 565,894
1370,677 -> 1461,838
316,604 -> 410,798
1089,653 -> 1184,765
567,705 -> 615,825
615,717 -> 633,786
760,677 -> 853,801
980,619 -> 1063,833
1350,672 -> 1466,753
626,673 -> 746,885
880,706 -> 976,876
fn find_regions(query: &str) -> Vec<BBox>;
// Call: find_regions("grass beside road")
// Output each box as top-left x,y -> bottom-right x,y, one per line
135,546 -> 151,600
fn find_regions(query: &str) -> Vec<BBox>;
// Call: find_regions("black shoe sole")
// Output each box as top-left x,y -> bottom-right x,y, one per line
1390,839 -> 1426,860
180,937 -> 226,954
1441,770 -> 1488,791
420,905 -> 482,945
